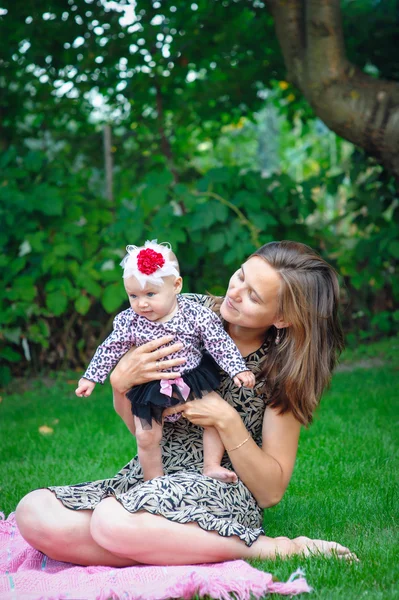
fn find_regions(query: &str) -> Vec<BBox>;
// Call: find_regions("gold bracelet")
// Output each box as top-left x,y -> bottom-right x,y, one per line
227,435 -> 251,452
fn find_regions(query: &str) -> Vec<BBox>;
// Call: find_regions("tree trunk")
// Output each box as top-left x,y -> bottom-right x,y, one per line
103,124 -> 114,205
267,0 -> 399,178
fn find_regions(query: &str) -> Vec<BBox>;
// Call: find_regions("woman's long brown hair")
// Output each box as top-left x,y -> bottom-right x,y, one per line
252,241 -> 345,426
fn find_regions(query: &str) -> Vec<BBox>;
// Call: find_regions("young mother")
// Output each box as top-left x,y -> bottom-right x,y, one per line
16,241 -> 355,564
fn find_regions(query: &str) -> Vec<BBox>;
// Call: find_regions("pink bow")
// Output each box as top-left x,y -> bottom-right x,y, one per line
160,377 -> 190,401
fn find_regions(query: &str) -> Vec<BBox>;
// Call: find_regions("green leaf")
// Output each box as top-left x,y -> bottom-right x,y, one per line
224,246 -> 241,264
140,185 -> 168,215
0,146 -> 17,169
167,227 -> 187,247
75,295 -> 91,315
6,258 -> 28,282
41,253 -> 58,273
0,346 -> 22,362
83,279 -> 102,298
24,151 -> 44,173
27,231 -> 46,253
101,283 -> 126,314
371,311 -> 392,333
99,269 -> 121,283
213,202 -> 229,223
189,204 -> 217,231
208,232 -> 226,252
6,277 -> 36,302
45,278 -> 74,297
38,319 -> 50,338
146,169 -> 174,187
0,364 -> 12,385
46,292 -> 68,316
248,212 -> 278,229
388,240 -> 399,259
33,185 -> 64,216
206,168 -> 232,184
233,192 -> 261,211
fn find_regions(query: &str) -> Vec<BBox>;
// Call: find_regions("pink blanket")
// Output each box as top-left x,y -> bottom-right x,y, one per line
0,512 -> 311,599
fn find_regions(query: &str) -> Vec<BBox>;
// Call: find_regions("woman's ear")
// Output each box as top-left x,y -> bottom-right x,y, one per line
273,318 -> 291,329
174,276 -> 183,294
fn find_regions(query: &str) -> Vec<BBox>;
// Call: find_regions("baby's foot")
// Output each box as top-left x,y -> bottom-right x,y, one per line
203,465 -> 238,483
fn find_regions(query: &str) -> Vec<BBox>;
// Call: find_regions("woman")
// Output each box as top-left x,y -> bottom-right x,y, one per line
15,241 -> 355,564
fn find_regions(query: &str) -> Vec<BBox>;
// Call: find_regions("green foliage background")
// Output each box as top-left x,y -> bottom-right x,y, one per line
0,0 -> 398,383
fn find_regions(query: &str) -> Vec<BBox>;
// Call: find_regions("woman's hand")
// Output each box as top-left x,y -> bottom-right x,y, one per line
163,391 -> 236,429
110,336 -> 186,394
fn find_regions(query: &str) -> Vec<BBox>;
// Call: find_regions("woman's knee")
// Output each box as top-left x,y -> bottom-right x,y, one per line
16,489 -> 87,555
16,489 -> 49,529
16,490 -> 58,547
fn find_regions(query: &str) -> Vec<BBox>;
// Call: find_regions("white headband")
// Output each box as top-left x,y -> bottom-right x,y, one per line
120,240 -> 179,288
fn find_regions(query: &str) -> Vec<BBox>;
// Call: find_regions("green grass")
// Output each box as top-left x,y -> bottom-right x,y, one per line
0,373 -> 137,510
1,337 -> 398,599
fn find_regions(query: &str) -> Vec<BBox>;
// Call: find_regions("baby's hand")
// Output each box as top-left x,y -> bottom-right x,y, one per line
75,378 -> 96,397
233,370 -> 255,389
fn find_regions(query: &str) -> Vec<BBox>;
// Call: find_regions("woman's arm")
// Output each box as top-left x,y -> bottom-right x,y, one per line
110,337 -> 187,433
110,337 -> 187,394
220,404 -> 300,508
165,393 -> 300,509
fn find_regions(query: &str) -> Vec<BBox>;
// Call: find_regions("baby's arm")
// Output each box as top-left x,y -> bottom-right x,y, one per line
197,307 -> 255,387
80,310 -> 136,386
75,378 -> 96,397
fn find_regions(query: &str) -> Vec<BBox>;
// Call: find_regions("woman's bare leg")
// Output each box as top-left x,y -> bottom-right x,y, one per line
202,426 -> 238,483
91,498 -> 356,564
15,489 -> 138,566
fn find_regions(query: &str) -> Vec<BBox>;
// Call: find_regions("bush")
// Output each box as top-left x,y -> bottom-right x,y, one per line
1,147 -> 398,383
1,150 -> 315,381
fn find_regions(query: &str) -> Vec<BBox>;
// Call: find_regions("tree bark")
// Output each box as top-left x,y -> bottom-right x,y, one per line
103,124 -> 114,205
267,0 -> 399,178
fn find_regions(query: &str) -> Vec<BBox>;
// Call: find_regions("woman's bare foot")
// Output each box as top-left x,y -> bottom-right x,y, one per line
203,464 -> 238,483
292,536 -> 359,561
248,535 -> 358,561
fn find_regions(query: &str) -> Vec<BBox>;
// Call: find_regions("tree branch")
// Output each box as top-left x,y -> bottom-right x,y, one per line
268,0 -> 399,177
266,0 -> 306,85
305,0 -> 347,82
154,80 -> 179,182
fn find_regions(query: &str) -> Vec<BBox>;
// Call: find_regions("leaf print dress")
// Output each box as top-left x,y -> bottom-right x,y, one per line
48,294 -> 270,546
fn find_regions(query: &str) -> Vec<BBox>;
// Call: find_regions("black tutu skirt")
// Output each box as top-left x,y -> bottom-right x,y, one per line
126,352 -> 220,429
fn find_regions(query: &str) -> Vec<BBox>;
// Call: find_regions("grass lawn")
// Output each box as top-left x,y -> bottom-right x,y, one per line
1,337 -> 398,599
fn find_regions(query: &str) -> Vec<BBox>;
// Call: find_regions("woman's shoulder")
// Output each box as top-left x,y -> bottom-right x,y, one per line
181,293 -> 222,312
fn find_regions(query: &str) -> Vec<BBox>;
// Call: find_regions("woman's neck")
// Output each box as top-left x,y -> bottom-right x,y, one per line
226,323 -> 268,355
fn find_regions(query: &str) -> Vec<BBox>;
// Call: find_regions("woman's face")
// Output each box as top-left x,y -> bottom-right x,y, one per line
220,256 -> 281,330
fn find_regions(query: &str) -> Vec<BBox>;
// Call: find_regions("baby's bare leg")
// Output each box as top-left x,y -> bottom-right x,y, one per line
203,426 -> 238,483
134,416 -> 164,481
113,389 -> 136,435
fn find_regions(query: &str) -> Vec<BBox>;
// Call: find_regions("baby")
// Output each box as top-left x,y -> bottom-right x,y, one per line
76,240 -> 255,482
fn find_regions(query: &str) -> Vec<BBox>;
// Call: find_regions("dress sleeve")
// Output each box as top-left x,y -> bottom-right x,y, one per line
196,306 -> 248,378
182,293 -> 221,311
83,309 -> 136,384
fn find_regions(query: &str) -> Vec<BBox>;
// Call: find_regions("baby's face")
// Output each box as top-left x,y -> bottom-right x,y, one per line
124,275 -> 182,322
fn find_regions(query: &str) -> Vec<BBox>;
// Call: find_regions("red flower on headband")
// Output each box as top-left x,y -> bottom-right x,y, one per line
137,248 -> 165,275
